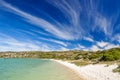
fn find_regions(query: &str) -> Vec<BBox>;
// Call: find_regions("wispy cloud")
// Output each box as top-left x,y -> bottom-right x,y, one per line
94,15 -> 111,35
0,0 -> 84,40
83,37 -> 94,42
73,44 -> 86,50
114,34 -> 120,43
89,41 -> 120,51
0,0 -> 119,51
77,44 -> 86,49
60,46 -> 69,51
38,37 -> 68,47
19,30 -> 36,36
46,0 -> 119,40
90,45 -> 101,51
82,0 -> 118,37
30,29 -> 50,36
104,44 -> 120,50
96,41 -> 109,48
46,0 -> 81,27
0,33 -> 54,51
1,0 -> 118,40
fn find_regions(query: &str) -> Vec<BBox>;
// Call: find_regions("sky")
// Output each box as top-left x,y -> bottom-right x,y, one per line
0,0 -> 120,51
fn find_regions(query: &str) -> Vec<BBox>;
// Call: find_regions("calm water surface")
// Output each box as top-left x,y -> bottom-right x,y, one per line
0,58 -> 74,80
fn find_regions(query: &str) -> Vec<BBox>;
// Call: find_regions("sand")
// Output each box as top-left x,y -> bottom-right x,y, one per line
52,59 -> 120,80
51,59 -> 85,80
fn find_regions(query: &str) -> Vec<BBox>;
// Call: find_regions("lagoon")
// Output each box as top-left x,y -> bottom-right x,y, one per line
0,58 -> 80,80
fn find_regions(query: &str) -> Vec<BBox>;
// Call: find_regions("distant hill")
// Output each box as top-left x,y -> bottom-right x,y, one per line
0,47 -> 120,62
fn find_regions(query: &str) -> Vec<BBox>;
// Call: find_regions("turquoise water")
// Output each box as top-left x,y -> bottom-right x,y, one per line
0,58 -> 74,80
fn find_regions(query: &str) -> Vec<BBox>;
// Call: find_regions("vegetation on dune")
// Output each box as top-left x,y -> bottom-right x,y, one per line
100,48 -> 120,61
113,64 -> 120,73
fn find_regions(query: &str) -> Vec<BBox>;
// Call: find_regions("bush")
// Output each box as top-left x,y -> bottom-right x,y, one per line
88,54 -> 102,60
101,50 -> 120,61
113,65 -> 120,73
102,53 -> 115,61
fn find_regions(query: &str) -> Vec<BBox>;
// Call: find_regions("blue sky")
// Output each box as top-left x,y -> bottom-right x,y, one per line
0,0 -> 120,51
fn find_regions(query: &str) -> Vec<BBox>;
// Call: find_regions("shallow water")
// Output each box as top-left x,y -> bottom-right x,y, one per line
0,58 -> 75,80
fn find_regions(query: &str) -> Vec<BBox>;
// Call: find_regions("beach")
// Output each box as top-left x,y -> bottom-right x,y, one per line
51,59 -> 85,80
53,59 -> 120,80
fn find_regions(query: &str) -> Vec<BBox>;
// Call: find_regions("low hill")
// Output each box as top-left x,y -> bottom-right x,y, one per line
0,48 -> 120,61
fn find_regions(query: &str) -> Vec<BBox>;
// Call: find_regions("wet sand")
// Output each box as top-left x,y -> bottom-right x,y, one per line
52,59 -> 86,80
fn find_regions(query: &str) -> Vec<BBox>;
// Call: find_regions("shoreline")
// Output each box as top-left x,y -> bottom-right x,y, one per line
51,59 -> 120,80
51,59 -> 86,80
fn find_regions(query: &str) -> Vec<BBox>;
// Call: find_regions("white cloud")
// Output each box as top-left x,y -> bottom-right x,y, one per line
83,37 -> 94,42
73,44 -> 86,50
38,37 -> 68,47
19,30 -> 36,36
60,46 -> 69,51
46,0 -> 81,26
77,44 -> 86,49
49,39 -> 68,47
30,29 -> 50,36
84,0 -> 117,36
89,42 -> 120,51
114,34 -> 120,43
104,44 -> 120,50
90,45 -> 101,51
94,16 -> 111,35
96,41 -> 109,48
0,33 -> 54,51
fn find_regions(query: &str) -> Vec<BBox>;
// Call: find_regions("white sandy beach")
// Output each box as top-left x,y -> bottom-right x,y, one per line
53,60 -> 120,80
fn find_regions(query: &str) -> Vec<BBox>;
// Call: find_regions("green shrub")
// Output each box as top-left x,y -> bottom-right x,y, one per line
88,54 -> 102,60
113,65 -> 120,73
102,54 -> 115,61
101,50 -> 120,61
